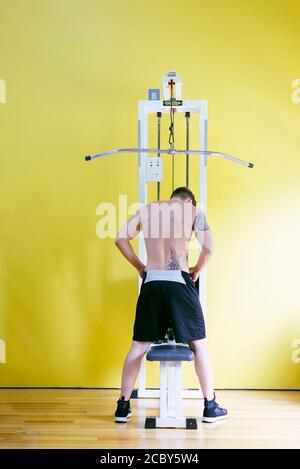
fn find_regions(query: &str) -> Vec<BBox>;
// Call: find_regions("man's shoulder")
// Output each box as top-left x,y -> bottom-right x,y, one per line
193,207 -> 210,231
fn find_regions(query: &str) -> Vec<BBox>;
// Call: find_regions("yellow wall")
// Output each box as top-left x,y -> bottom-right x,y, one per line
0,0 -> 299,388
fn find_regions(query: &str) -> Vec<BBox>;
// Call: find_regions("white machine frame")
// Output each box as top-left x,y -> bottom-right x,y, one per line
137,75 -> 208,400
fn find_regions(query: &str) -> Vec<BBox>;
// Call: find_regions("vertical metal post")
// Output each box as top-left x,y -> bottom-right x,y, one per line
185,112 -> 190,187
171,108 -> 175,192
160,361 -> 167,420
167,362 -> 176,418
138,104 -> 148,278
137,103 -> 148,394
175,362 -> 182,419
199,102 -> 208,318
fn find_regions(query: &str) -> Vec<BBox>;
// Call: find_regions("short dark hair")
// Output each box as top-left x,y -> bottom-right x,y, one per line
170,187 -> 197,206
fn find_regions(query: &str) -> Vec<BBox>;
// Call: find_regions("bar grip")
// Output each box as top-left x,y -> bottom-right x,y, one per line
85,155 -> 91,161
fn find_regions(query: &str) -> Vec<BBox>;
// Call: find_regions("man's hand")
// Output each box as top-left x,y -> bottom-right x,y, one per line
138,265 -> 146,279
189,266 -> 200,282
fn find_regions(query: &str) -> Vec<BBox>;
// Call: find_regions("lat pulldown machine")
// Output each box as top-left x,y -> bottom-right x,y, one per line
85,71 -> 254,428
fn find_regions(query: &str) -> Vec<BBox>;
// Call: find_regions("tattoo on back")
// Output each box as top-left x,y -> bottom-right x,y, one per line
168,247 -> 181,270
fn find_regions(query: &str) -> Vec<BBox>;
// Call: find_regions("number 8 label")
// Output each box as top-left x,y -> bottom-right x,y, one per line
148,88 -> 160,101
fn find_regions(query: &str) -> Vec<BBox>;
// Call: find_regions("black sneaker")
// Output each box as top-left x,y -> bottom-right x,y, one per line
114,396 -> 132,423
202,394 -> 228,423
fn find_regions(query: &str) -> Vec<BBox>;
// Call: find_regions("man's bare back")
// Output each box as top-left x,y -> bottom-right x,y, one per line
116,193 -> 213,281
139,199 -> 196,272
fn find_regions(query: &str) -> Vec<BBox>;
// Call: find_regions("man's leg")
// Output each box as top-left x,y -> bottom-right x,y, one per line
120,340 -> 152,400
188,339 -> 215,400
188,338 -> 228,422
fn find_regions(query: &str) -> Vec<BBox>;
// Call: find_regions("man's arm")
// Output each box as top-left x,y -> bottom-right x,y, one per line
115,212 -> 146,278
190,208 -> 214,281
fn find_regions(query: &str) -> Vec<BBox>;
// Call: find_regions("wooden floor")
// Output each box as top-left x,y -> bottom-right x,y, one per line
0,389 -> 299,449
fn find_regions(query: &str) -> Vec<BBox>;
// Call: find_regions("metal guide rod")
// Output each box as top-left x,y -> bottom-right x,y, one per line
185,112 -> 190,187
84,148 -> 254,168
172,129 -> 175,191
169,79 -> 175,192
157,112 -> 161,201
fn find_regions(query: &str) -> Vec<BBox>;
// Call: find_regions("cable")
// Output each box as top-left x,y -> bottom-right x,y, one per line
168,80 -> 175,191
185,112 -> 190,187
157,112 -> 161,201
168,80 -> 175,150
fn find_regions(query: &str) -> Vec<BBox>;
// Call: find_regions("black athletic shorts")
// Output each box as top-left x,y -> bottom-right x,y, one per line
132,270 -> 206,343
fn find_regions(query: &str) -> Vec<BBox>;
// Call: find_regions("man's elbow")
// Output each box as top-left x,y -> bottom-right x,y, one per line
203,230 -> 214,255
115,235 -> 129,248
115,235 -> 122,247
202,244 -> 214,256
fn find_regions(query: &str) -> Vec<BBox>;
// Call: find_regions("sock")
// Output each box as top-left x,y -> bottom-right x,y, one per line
204,392 -> 216,406
119,395 -> 129,402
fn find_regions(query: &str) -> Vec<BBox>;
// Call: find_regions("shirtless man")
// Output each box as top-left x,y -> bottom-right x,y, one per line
114,187 -> 228,423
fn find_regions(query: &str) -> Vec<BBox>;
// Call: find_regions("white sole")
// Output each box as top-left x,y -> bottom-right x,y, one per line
202,414 -> 228,423
115,412 -> 132,423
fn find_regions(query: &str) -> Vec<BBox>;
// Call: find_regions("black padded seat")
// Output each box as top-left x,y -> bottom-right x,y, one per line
146,344 -> 194,362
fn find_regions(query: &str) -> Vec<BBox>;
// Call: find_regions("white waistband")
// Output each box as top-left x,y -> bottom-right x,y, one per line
144,269 -> 186,284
